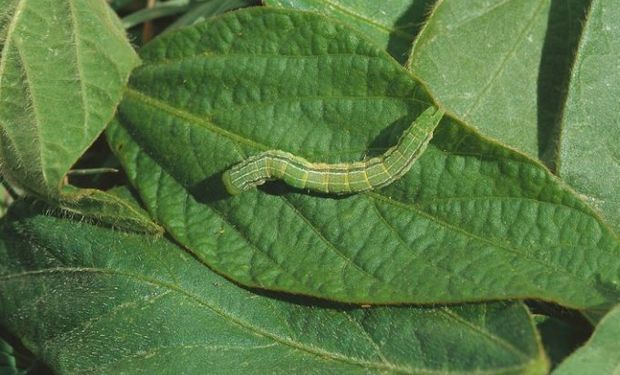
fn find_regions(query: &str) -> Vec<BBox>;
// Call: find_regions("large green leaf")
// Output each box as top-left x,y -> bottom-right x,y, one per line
553,304 -> 620,375
558,0 -> 620,234
109,8 -> 620,309
264,0 -> 433,64
0,0 -> 162,233
0,204 -> 548,374
0,0 -> 139,197
407,0 -> 589,166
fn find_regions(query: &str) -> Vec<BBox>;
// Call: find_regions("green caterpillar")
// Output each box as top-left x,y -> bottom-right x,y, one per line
223,106 -> 444,195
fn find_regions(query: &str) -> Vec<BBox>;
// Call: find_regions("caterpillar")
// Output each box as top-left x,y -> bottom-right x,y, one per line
222,106 -> 444,195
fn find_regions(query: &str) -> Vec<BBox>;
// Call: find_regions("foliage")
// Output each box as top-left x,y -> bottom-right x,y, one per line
552,305 -> 620,374
0,0 -> 618,373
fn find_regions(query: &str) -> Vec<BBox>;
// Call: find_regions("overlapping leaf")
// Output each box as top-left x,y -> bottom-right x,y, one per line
0,0 -> 161,232
0,0 -> 139,196
553,305 -> 620,374
534,314 -> 590,369
407,0 -> 589,166
0,203 -> 547,374
108,8 -> 620,309
264,0 -> 434,63
558,0 -> 620,234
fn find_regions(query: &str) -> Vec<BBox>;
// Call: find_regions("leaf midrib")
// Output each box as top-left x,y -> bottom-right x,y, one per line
124,88 -> 425,153
140,132 -> 527,303
115,145 -> 543,371
461,0 -> 547,118
130,132 -> 443,298
439,307 -> 530,361
0,0 -> 49,189
67,0 -> 89,147
124,87 -> 620,305
0,267 -> 427,374
0,267 -> 537,374
279,195 -> 385,283
368,192 -> 619,304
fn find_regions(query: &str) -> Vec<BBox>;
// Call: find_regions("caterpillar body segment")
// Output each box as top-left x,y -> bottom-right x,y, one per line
222,106 -> 444,195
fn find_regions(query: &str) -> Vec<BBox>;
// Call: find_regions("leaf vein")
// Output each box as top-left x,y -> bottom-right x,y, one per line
0,267 -> 424,374
462,0 -> 547,118
280,195 -> 385,285
368,192 -> 619,299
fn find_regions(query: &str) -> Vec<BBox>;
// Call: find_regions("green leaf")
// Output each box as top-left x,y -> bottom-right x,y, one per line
0,0 -> 140,197
264,0 -> 433,64
109,8 -> 620,309
0,0 -> 160,233
56,185 -> 163,234
407,0 -> 589,166
558,0 -> 620,235
553,304 -> 620,375
0,204 -> 548,374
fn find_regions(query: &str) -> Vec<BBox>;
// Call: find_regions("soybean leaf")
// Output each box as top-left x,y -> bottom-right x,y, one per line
407,0 -> 589,167
0,0 -> 139,197
0,0 -> 161,232
553,305 -> 620,375
264,0 -> 433,64
0,203 -> 548,374
109,8 -> 620,309
56,185 -> 163,234
558,0 -> 620,234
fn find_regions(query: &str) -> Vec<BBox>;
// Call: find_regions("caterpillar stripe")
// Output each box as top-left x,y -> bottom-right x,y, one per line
223,106 -> 444,195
